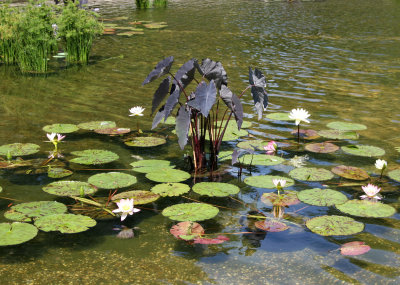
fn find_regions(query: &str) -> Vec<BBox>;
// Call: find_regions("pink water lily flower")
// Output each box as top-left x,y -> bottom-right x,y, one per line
57,134 -> 66,142
113,198 -> 141,221
360,184 -> 381,200
264,141 -> 277,154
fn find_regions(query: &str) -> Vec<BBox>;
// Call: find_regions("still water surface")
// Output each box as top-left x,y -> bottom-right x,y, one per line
1,0 -> 400,283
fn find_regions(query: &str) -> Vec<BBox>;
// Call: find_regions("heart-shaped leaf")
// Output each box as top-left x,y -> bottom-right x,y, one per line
195,58 -> 227,89
142,56 -> 174,85
187,80 -> 217,118
176,105 -> 191,150
249,67 -> 268,120
174,58 -> 196,88
220,85 -> 243,129
163,85 -> 181,121
0,222 -> 38,246
151,76 -> 170,114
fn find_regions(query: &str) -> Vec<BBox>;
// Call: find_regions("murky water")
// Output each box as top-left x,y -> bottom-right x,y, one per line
1,0 -> 400,283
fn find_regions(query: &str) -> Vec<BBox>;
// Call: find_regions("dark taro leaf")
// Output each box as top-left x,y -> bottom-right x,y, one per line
249,67 -> 268,120
174,59 -> 196,89
151,77 -> 170,114
164,85 -> 181,121
220,85 -> 243,129
142,56 -> 174,85
152,105 -> 165,130
176,105 -> 191,149
195,58 -> 228,89
187,80 -> 217,117
231,149 -> 240,165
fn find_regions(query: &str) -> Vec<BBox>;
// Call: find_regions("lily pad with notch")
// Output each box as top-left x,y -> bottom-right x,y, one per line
297,188 -> 348,206
4,201 -> 68,222
341,145 -> 385,157
70,149 -> 119,165
162,203 -> 219,222
0,143 -> 40,157
42,123 -> 79,134
306,215 -> 364,236
239,154 -> 285,166
261,191 -> 300,206
244,175 -> 295,189
88,172 -> 137,189
237,140 -> 268,150
170,221 -> 204,240
305,142 -> 339,153
340,241 -> 371,256
48,167 -> 73,179
336,200 -> 396,218
151,183 -> 190,197
78,121 -> 116,130
289,167 -> 334,182
331,165 -> 369,180
265,112 -> 291,121
221,129 -> 248,141
130,159 -> 175,173
43,181 -> 97,196
318,130 -> 359,140
192,182 -> 240,197
124,136 -> 166,147
94,128 -> 131,135
34,214 -> 96,234
387,169 -> 400,182
254,219 -> 289,232
111,190 -> 160,205
327,121 -> 367,131
0,222 -> 38,246
146,169 -> 190,183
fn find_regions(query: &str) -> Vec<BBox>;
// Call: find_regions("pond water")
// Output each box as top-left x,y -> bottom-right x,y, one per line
1,0 -> 400,283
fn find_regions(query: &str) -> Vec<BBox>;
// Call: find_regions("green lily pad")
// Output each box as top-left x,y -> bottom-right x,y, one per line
4,201 -> 68,222
388,169 -> 400,182
331,165 -> 369,180
318,130 -> 359,140
217,120 -> 252,130
130,159 -> 175,173
192,182 -> 240,197
336,200 -> 396,218
111,190 -> 160,205
239,154 -> 285,166
0,143 -> 40,157
327,121 -> 367,131
144,22 -> 168,29
218,150 -> 234,162
125,137 -> 166,147
244,175 -> 295,189
48,168 -> 73,179
265,112 -> 291,121
289,167 -> 334,181
78,121 -> 116,130
0,222 -> 38,246
162,203 -> 219,222
221,129 -> 248,141
261,191 -> 300,206
297,188 -> 348,206
305,142 -> 339,153
237,140 -> 268,150
70,149 -> 119,165
69,197 -> 116,220
254,219 -> 289,232
34,214 -> 96,234
146,169 -> 190,183
88,172 -> 137,189
150,183 -> 190,197
341,145 -> 385,157
306,215 -> 364,236
164,116 -> 176,125
117,31 -> 144,36
0,160 -> 33,169
0,186 -> 2,193
94,127 -> 131,135
42,123 -> 79,133
43,181 -> 97,196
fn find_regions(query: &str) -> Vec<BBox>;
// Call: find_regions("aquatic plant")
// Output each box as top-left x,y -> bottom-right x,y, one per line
112,198 -> 140,221
289,108 -> 310,143
0,5 -> 20,64
264,140 -> 277,155
129,106 -> 145,132
375,159 -> 387,180
136,0 -> 167,9
360,184 -> 381,200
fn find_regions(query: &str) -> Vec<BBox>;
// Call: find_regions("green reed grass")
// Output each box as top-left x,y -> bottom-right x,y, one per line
0,5 -> 20,65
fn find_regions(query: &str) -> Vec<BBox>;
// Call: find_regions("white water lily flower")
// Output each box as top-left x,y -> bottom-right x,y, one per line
273,179 -> 287,188
46,133 -> 57,143
112,198 -> 140,221
289,108 -> 310,125
129,106 -> 145,116
360,184 -> 381,200
375,159 -> 387,170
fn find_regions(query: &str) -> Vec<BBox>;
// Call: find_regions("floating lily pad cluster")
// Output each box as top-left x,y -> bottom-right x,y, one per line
102,17 -> 168,37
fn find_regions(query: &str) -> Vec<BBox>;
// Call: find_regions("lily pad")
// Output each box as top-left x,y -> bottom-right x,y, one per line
305,142 -> 339,153
125,137 -> 166,147
117,31 -> 144,36
244,175 -> 295,189
265,112 -> 291,121
146,169 -> 190,183
164,116 -> 176,125
162,203 -> 219,222
94,127 -> 131,135
88,172 -> 137,189
0,222 -> 38,246
340,241 -> 371,256
111,190 -> 160,205
336,200 -> 396,218
291,129 -> 320,140
218,150 -> 234,162
34,214 -> 96,233
193,235 -> 229,244
237,140 -> 268,150
239,154 -> 285,166
289,167 -> 334,181
170,221 -> 204,240
306,215 -> 364,236
78,121 -> 116,130
70,149 -> 119,165
254,219 -> 289,232
0,186 -> 2,193
144,22 -> 168,29
0,143 -> 40,156
221,129 -> 248,141
327,121 -> 367,131
43,181 -> 97,196
4,201 -> 68,222
217,120 -> 252,130
341,145 -> 385,157
48,168 -> 73,179
297,188 -> 348,206
318,130 -> 359,140
130,159 -> 175,173
0,160 -> 33,169
192,182 -> 240,197
42,123 -> 79,133
331,165 -> 369,180
388,169 -> 400,182
261,191 -> 300,206
151,183 -> 190,197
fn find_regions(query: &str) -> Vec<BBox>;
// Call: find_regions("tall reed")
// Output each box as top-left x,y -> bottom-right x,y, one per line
0,5 -> 20,65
